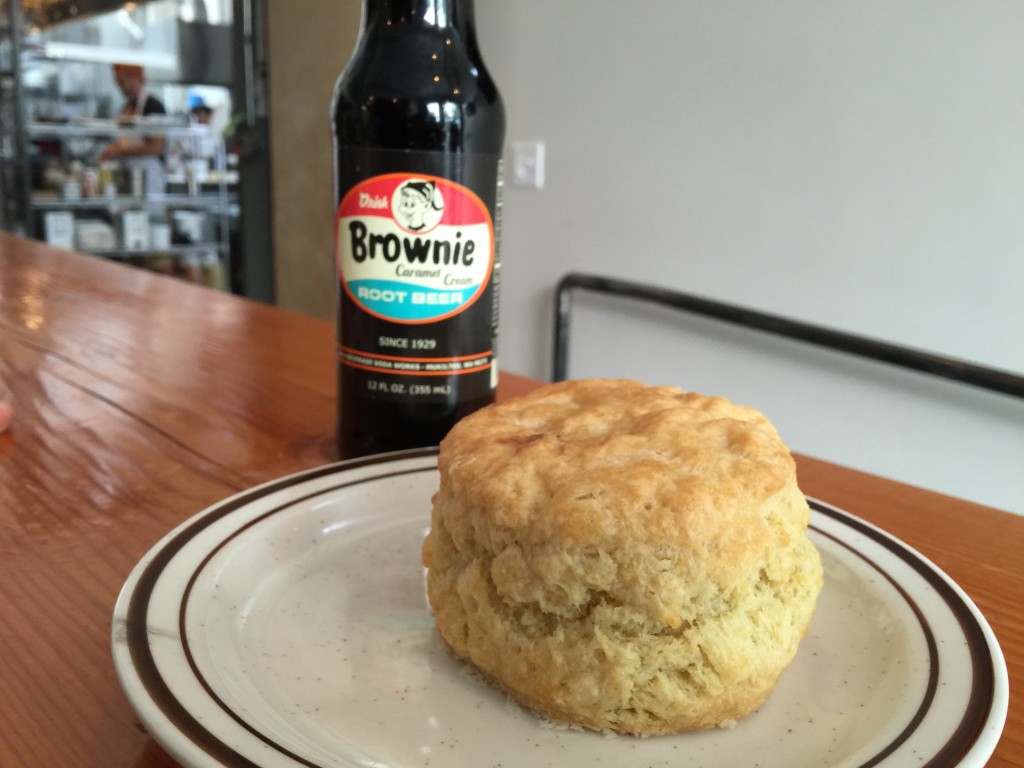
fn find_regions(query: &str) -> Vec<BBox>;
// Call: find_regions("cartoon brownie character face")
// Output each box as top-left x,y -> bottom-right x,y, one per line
395,180 -> 444,232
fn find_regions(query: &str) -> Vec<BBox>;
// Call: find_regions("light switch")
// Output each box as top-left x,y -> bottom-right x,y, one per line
509,141 -> 546,189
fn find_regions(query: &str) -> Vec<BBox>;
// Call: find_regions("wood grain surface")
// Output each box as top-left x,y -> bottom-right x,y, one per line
0,233 -> 1020,767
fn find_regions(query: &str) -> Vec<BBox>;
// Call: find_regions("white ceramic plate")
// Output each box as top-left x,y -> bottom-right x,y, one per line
112,449 -> 1009,768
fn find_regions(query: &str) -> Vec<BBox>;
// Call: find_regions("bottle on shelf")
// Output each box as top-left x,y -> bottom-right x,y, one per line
99,162 -> 118,198
200,250 -> 226,290
330,0 -> 505,459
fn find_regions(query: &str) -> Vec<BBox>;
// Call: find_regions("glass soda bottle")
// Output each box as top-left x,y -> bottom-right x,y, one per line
331,0 -> 504,459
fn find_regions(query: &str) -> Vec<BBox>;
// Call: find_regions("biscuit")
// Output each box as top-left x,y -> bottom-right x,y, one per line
422,378 -> 823,735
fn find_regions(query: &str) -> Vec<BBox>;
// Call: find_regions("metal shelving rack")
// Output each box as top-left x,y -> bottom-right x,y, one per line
24,120 -> 235,281
0,0 -> 31,234
0,3 -> 236,290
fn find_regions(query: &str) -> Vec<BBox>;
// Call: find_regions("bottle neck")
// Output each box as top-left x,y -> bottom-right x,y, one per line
363,0 -> 473,30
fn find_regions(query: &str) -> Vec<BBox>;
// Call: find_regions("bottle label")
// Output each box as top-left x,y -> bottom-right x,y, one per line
335,156 -> 501,406
336,174 -> 494,324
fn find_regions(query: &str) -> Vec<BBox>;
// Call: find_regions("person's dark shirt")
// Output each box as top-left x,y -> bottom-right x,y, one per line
123,94 -> 167,118
119,95 -> 167,159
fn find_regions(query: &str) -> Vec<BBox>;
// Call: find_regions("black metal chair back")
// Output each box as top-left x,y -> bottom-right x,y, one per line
552,272 -> 1024,401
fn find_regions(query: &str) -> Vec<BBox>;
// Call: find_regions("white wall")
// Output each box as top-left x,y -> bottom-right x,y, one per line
475,1 -> 1024,513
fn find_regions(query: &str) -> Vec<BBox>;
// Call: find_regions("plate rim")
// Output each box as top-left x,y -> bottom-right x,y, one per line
112,448 -> 1009,768
807,497 -> 1008,766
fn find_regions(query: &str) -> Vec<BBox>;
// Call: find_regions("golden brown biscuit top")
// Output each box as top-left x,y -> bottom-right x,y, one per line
438,378 -> 799,551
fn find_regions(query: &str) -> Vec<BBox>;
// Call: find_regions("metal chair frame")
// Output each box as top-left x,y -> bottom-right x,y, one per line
552,272 -> 1024,400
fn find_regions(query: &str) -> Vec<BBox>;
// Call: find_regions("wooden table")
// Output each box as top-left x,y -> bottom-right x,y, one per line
1,232 -> 1020,767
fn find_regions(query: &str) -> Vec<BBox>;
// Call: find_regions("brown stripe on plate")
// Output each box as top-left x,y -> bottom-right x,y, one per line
124,448 -> 439,768
810,499 -> 995,767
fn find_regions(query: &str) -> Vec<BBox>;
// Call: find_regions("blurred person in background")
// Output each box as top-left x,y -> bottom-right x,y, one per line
100,63 -> 167,195
190,95 -> 214,126
187,93 -> 222,163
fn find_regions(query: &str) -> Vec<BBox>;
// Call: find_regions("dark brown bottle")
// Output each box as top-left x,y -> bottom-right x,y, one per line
331,0 -> 505,459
